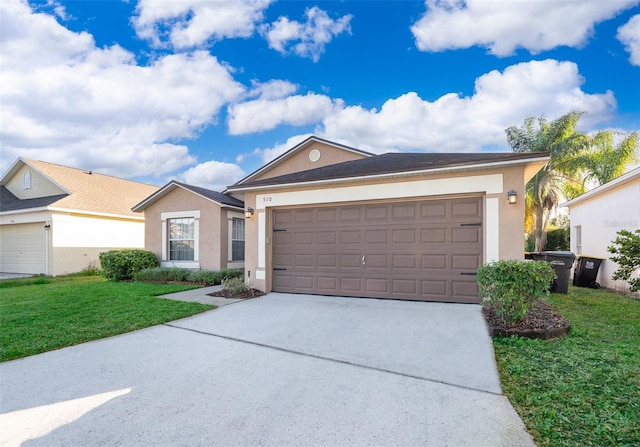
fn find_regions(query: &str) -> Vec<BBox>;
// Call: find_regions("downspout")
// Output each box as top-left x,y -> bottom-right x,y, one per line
44,221 -> 51,275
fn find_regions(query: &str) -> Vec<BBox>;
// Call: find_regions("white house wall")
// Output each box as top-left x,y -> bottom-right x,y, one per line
569,180 -> 640,293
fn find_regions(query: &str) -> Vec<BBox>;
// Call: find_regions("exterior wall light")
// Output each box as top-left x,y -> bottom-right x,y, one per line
507,189 -> 518,205
245,207 -> 254,218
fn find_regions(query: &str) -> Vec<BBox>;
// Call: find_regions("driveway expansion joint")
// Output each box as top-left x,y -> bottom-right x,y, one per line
163,322 -> 503,397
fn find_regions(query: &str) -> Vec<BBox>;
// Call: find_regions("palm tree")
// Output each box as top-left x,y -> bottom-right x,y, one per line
505,112 -> 588,251
570,130 -> 639,187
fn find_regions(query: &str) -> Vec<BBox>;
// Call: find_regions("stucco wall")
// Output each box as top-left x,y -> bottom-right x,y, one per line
568,178 -> 640,293
5,164 -> 66,199
250,141 -> 369,182
242,164 -> 529,293
143,187 -> 225,271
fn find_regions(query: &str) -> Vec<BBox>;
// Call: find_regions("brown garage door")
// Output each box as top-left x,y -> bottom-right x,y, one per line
272,197 -> 483,303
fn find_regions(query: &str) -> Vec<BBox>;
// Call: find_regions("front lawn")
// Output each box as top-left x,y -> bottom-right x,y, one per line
0,274 -> 213,362
494,286 -> 639,447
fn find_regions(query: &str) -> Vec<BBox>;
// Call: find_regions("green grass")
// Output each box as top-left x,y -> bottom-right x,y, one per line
494,286 -> 640,447
0,274 -> 213,362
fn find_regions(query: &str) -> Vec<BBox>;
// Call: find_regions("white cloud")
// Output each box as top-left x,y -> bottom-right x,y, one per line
0,0 -> 245,179
617,14 -> 640,66
180,160 -> 246,191
318,60 -> 616,153
247,79 -> 299,100
411,0 -> 638,56
133,0 -> 273,49
262,6 -> 352,62
237,134 -> 313,165
227,93 -> 340,135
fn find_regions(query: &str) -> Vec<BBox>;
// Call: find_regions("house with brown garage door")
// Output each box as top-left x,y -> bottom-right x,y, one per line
226,138 -> 549,304
132,137 -> 371,272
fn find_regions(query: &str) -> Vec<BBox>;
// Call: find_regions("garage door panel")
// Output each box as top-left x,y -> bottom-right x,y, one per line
317,276 -> 338,291
340,231 -> 361,244
272,197 -> 482,303
340,207 -> 362,221
421,202 -> 447,218
392,254 -> 417,269
341,277 -> 363,291
365,278 -> 388,293
452,254 -> 481,270
365,206 -> 388,220
365,230 -> 387,244
452,200 -> 481,217
392,229 -> 417,243
420,253 -> 449,270
317,231 -> 337,244
452,227 -> 481,243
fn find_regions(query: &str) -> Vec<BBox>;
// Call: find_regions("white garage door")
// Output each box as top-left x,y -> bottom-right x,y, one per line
0,223 -> 46,274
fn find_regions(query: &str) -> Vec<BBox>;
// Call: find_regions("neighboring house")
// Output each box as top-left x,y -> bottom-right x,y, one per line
132,181 -> 245,271
561,167 -> 640,294
0,157 -> 158,276
132,136 -> 372,272
227,136 -> 549,304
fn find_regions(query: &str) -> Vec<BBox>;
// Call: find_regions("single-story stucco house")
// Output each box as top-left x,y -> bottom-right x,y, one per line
226,136 -> 549,304
562,167 -> 640,294
0,157 -> 158,276
132,181 -> 246,271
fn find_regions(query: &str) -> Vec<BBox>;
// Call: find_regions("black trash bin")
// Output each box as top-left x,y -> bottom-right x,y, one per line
573,256 -> 604,288
530,251 -> 576,294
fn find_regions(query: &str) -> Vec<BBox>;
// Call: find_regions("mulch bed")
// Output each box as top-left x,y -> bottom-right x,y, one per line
207,288 -> 266,299
482,299 -> 570,339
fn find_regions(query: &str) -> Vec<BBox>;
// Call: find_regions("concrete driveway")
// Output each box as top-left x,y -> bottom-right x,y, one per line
0,293 -> 535,447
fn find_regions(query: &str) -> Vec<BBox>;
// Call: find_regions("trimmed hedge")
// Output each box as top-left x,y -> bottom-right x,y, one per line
99,249 -> 159,281
132,267 -> 243,285
477,259 -> 555,326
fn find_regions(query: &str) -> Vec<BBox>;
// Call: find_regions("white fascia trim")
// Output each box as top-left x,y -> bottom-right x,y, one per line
561,167 -> 640,208
228,156 -> 549,193
1,206 -> 145,221
255,174 -> 502,210
0,206 -> 49,217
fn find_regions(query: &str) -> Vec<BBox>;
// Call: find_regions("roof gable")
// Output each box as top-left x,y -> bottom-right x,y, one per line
228,152 -> 550,191
132,180 -> 244,212
0,157 -> 159,218
233,135 -> 373,186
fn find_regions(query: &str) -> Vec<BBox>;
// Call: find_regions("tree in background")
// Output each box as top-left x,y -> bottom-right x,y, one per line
608,229 -> 640,293
506,112 -> 639,252
506,111 -> 587,251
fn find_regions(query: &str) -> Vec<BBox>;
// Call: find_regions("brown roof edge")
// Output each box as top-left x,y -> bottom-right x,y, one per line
227,152 -> 550,192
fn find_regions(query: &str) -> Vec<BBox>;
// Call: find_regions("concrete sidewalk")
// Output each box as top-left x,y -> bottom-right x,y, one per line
0,293 -> 535,447
158,285 -> 246,307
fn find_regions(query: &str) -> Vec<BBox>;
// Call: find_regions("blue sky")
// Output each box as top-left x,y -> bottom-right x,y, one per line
1,0 -> 639,191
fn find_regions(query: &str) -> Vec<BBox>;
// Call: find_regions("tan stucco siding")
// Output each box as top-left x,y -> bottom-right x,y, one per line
242,165 -> 529,293
250,141 -> 369,182
5,164 -> 66,199
143,187 -> 225,271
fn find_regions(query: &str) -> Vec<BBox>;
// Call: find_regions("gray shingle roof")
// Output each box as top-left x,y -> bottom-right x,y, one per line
229,152 -> 549,189
172,181 -> 244,208
0,186 -> 67,212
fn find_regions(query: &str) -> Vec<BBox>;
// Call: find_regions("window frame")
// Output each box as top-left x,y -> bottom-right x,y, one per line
161,210 -> 200,268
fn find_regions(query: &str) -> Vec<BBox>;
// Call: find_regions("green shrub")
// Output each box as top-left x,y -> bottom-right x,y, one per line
476,259 -> 556,326
544,227 -> 569,251
132,267 -> 244,285
99,249 -> 159,281
608,229 -> 640,292
133,267 -> 190,282
221,276 -> 250,295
